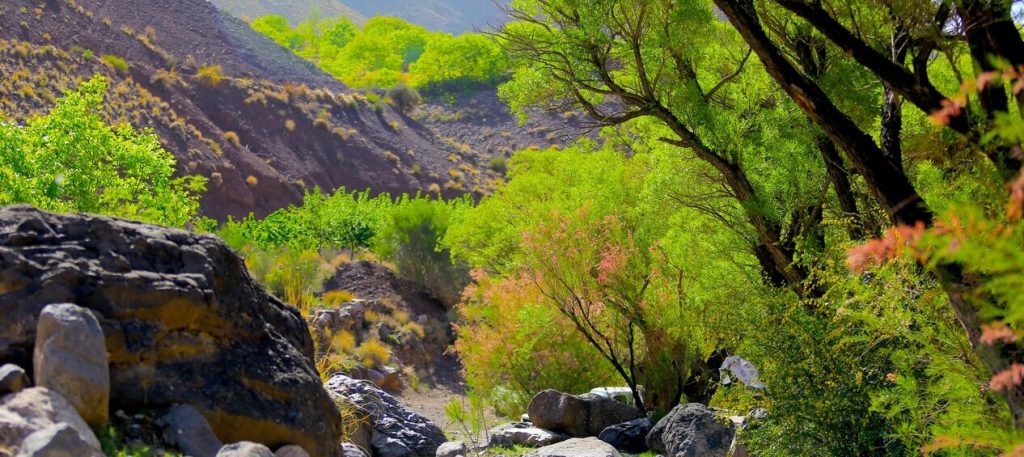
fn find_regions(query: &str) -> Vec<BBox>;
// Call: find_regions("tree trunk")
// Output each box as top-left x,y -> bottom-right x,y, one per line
816,136 -> 864,240
715,0 -> 1024,427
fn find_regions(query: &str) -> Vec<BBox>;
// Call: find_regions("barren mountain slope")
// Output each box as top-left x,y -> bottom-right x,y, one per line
0,0 -> 486,219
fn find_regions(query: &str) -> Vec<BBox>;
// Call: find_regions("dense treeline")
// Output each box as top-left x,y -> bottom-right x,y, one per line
250,12 -> 509,91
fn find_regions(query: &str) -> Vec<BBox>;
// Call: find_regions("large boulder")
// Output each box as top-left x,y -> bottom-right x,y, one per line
0,387 -> 102,457
524,437 -> 622,457
488,423 -> 568,448
325,375 -> 445,457
33,303 -> 109,429
646,404 -> 734,457
598,417 -> 653,453
527,390 -> 642,438
0,206 -> 342,457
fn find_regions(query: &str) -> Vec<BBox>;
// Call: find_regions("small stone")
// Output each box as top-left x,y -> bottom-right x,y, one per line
33,303 -> 110,429
158,404 -> 223,457
274,445 -> 310,457
598,418 -> 653,453
341,443 -> 369,457
436,441 -> 468,457
0,364 -> 29,395
216,441 -> 274,457
15,422 -> 103,457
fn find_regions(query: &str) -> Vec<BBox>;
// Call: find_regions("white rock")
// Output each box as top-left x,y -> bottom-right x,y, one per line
436,441 -> 468,457
15,422 -> 103,457
524,438 -> 622,457
0,387 -> 102,454
33,304 -> 109,429
217,441 -> 274,457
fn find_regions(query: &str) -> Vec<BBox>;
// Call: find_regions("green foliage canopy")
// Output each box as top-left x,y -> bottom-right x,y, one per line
0,75 -> 205,227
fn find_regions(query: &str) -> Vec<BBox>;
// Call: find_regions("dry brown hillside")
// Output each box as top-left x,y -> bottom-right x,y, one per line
0,0 -> 584,220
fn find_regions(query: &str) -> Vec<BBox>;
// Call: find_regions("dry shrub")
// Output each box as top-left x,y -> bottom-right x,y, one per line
196,65 -> 224,88
323,290 -> 357,308
355,340 -> 391,368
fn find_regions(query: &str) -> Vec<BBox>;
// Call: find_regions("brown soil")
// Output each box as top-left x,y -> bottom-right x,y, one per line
0,0 -> 587,221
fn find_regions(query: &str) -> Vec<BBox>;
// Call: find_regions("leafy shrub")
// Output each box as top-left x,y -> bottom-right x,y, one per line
373,197 -> 471,307
100,54 -> 128,73
456,271 -> 616,415
387,84 -> 421,112
487,156 -> 507,174
242,247 -> 331,314
0,75 -> 204,227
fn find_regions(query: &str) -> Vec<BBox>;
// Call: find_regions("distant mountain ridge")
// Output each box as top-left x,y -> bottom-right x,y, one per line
210,0 -> 509,33
210,0 -> 368,27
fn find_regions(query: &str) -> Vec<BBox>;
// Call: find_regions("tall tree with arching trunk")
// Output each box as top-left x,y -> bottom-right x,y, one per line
712,0 -> 1024,426
497,0 -> 862,296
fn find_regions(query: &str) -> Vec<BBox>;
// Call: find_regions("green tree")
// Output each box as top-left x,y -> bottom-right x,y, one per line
0,75 -> 205,227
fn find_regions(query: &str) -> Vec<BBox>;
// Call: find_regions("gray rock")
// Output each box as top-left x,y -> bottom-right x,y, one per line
488,422 -> 568,448
527,390 -> 642,438
0,207 -> 343,457
325,375 -> 445,457
435,441 -> 468,457
340,443 -> 369,457
158,404 -> 223,457
598,417 -> 653,453
33,303 -> 109,429
524,437 -> 622,457
0,364 -> 29,395
217,442 -> 274,457
646,404 -> 734,457
274,445 -> 310,457
0,387 -> 101,455
15,422 -> 103,457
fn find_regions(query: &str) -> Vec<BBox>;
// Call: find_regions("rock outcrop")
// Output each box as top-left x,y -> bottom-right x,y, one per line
488,423 -> 568,448
325,375 -> 445,457
523,437 -> 622,457
33,303 -> 109,429
0,387 -> 102,457
527,390 -> 643,438
598,418 -> 653,453
646,403 -> 735,457
0,206 -> 342,457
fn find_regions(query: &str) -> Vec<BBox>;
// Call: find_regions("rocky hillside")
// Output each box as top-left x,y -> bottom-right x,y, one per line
0,0 -> 574,221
